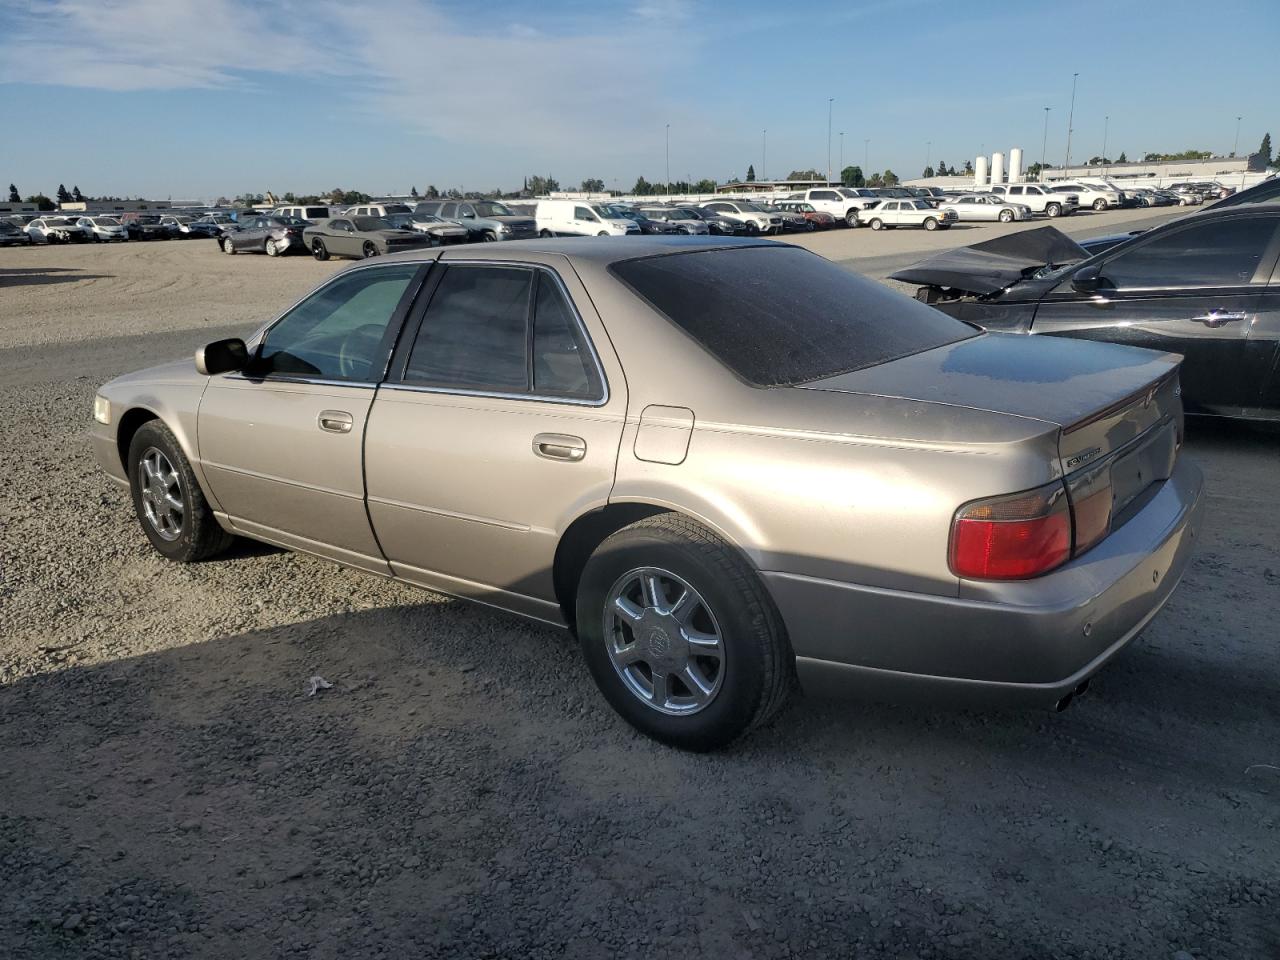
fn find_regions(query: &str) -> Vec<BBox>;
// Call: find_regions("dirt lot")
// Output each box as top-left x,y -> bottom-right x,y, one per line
1,226 -> 1277,960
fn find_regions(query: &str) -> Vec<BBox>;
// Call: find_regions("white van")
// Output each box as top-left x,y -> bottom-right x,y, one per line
533,200 -> 639,237
344,203 -> 413,218
273,204 -> 333,220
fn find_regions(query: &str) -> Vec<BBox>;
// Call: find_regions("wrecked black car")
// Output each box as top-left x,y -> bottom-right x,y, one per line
892,211 -> 1280,420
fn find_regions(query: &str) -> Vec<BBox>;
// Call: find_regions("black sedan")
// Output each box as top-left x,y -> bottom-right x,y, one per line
219,216 -> 310,257
892,208 -> 1280,420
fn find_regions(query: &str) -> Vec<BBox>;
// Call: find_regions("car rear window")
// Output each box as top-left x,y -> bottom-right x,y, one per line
610,246 -> 975,386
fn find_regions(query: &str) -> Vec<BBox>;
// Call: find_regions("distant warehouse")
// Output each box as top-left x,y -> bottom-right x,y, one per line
57,199 -> 175,213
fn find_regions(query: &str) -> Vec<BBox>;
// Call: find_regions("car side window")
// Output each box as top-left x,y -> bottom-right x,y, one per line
1009,186 -> 1024,195
574,206 -> 595,221
440,203 -> 456,217
532,274 -> 603,400
404,266 -> 532,392
1100,218 -> 1279,289
254,265 -> 419,382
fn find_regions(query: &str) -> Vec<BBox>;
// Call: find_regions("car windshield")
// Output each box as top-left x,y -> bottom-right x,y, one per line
473,202 -> 513,217
910,201 -> 932,209
380,204 -> 411,215
135,216 -> 161,224
383,214 -> 414,228
592,205 -> 628,219
676,208 -> 705,219
736,202 -> 765,212
97,217 -> 121,225
46,218 -> 73,226
352,216 -> 390,231
610,246 -> 974,387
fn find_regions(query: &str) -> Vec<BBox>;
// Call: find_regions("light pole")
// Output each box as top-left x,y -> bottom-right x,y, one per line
839,132 -> 844,178
1064,72 -> 1079,172
762,129 -> 767,181
1233,115 -> 1242,156
826,97 -> 834,185
1041,106 -> 1050,178
1101,114 -> 1109,174
864,138 -> 869,177
664,123 -> 671,198
926,140 -> 932,175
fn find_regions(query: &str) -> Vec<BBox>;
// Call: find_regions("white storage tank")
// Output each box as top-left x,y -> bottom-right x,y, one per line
1009,147 -> 1023,184
974,155 -> 988,186
991,152 -> 1005,185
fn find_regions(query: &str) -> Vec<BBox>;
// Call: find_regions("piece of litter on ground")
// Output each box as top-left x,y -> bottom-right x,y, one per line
1245,764 -> 1280,777
306,676 -> 333,697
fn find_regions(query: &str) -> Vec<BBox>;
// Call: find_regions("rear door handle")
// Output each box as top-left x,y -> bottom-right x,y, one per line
1189,310 -> 1246,328
318,410 -> 353,433
533,433 -> 586,462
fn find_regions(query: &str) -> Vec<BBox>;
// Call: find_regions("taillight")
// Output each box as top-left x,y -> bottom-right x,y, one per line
949,481 -> 1072,580
1066,463 -> 1112,555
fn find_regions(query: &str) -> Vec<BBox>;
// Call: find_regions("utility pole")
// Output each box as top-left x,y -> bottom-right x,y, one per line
839,132 -> 844,177
864,138 -> 869,177
1064,72 -> 1079,172
1102,115 -> 1109,174
665,123 -> 670,198
1041,106 -> 1051,178
762,129 -> 767,181
926,140 -> 932,174
826,98 -> 834,185
1233,116 -> 1242,157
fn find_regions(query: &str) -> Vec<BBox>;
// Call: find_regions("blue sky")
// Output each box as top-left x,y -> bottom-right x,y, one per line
1,0 -> 1276,200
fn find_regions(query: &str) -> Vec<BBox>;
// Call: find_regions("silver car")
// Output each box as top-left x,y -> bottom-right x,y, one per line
91,238 -> 1204,750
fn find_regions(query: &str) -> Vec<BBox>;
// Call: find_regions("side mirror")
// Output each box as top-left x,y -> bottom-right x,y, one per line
1071,263 -> 1104,294
196,338 -> 248,376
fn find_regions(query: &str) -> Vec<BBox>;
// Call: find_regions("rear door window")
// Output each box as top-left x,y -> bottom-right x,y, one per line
610,246 -> 974,386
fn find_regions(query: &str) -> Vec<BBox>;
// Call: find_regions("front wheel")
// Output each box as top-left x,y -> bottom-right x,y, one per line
1046,203 -> 1062,218
597,231 -> 609,237
539,229 -> 554,238
923,217 -> 939,231
362,240 -> 379,258
128,421 -> 234,562
576,514 -> 792,751
845,210 -> 860,227
745,222 -> 759,235
265,238 -> 279,256
221,237 -> 236,254
868,218 -> 884,230
1093,198 -> 1107,211
482,231 -> 498,242
311,239 -> 329,261
998,209 -> 1014,223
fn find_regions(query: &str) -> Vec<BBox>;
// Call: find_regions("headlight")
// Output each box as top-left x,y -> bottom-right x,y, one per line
93,395 -> 111,425
498,224 -> 512,233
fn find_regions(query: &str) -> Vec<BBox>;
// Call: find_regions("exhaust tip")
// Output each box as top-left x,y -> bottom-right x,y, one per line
1055,693 -> 1074,713
1073,678 -> 1091,698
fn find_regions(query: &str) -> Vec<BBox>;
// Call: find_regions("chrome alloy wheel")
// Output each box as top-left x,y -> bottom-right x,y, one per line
138,447 -> 185,541
603,567 -> 725,716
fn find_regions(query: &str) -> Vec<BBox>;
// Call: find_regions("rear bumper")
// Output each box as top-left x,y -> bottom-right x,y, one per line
765,456 -> 1205,708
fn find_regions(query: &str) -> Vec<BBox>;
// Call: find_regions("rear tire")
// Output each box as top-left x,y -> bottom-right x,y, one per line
311,239 -> 329,261
1046,203 -> 1062,218
869,218 -> 883,230
576,514 -> 793,751
539,229 -> 554,238
222,237 -> 236,254
127,421 -> 234,563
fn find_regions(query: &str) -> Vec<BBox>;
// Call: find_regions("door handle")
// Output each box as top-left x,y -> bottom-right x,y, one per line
1189,310 -> 1246,328
532,433 -> 586,462
317,410 -> 353,433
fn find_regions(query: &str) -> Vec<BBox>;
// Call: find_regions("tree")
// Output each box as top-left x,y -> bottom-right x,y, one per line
882,169 -> 899,187
1087,156 -> 1112,166
866,172 -> 884,188
1142,149 -> 1211,162
1026,161 -> 1044,181
1117,151 -> 1127,163
693,178 -> 717,193
71,185 -> 84,202
7,184 -> 18,202
746,164 -> 756,182
632,176 -> 652,196
839,165 -> 863,187
425,185 -> 440,198
786,169 -> 823,181
282,191 -> 296,203
922,165 -> 935,178
56,183 -> 70,203
963,160 -> 973,175
526,175 -> 559,196
410,185 -> 419,198
580,178 -> 605,193
935,161 -> 948,176
26,194 -> 55,211
1259,134 -> 1273,166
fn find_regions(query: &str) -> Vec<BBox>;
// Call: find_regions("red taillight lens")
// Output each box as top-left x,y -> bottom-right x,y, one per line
949,481 -> 1072,580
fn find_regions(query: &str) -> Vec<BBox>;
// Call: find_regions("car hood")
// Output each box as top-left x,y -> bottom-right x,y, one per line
799,331 -> 1179,430
106,358 -> 206,390
889,226 -> 1089,295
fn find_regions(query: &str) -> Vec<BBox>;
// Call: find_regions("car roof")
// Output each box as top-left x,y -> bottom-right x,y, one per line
371,234 -> 783,269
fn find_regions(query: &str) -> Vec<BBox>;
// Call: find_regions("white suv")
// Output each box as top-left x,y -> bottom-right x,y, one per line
987,183 -> 1079,218
792,188 -> 875,227
701,200 -> 784,234
1046,182 -> 1122,211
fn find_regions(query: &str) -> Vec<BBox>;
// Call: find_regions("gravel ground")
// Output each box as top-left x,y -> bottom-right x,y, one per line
1,233 -> 1277,960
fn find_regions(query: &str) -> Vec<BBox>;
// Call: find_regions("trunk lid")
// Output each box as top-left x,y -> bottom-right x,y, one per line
799,332 -> 1182,475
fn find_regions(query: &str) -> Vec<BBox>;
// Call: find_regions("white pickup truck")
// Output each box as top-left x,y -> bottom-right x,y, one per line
788,187 -> 881,227
985,183 -> 1079,218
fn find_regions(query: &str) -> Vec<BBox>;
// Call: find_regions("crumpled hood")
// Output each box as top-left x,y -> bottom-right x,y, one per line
889,226 -> 1089,295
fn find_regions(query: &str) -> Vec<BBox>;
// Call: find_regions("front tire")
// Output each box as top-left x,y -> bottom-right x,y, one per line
845,210 -> 860,227
221,237 -> 236,254
482,230 -> 498,242
127,421 -> 234,563
265,238 -> 279,256
1093,198 -> 1107,211
1046,203 -> 1062,218
576,514 -> 792,751
923,217 -> 939,231
362,240 -> 379,258
998,209 -> 1014,223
